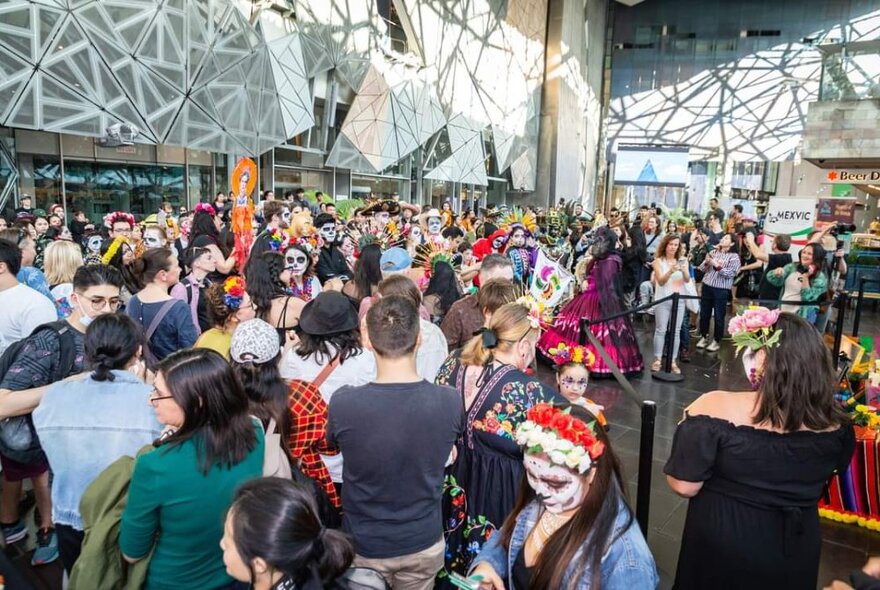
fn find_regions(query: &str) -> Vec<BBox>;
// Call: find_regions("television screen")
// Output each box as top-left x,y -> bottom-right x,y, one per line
613,147 -> 689,187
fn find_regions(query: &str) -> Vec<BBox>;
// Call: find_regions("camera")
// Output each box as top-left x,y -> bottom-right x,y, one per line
829,222 -> 856,236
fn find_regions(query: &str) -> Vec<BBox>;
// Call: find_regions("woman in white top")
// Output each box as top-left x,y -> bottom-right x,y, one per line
281,292 -> 376,486
651,234 -> 690,374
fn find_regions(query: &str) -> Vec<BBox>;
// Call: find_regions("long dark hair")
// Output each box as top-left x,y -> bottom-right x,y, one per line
423,260 -> 462,315
155,349 -> 258,474
295,329 -> 363,365
230,353 -> 292,456
500,404 -> 632,590
190,210 -> 219,243
229,478 -> 353,588
99,240 -> 140,294
801,242 -> 827,276
245,251 -> 288,321
754,312 -> 847,432
86,314 -> 144,382
350,244 -> 382,300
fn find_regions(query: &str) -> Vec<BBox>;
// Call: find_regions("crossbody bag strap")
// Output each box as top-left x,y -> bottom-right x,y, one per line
312,355 -> 340,390
146,299 -> 178,341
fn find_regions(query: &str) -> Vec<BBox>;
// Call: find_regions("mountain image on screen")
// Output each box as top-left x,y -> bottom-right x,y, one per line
637,159 -> 659,183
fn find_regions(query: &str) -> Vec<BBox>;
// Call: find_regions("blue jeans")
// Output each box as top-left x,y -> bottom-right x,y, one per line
699,284 -> 730,343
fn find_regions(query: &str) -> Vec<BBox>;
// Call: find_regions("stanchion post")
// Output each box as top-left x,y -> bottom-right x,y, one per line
636,400 -> 656,537
853,277 -> 866,338
662,293 -> 680,373
578,318 -> 588,346
833,291 -> 848,369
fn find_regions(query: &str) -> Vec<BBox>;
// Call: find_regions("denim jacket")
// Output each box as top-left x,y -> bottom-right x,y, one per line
470,499 -> 658,590
32,370 -> 163,530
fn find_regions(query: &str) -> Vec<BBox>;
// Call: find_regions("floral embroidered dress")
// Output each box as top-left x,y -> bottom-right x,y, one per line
434,351 -> 562,586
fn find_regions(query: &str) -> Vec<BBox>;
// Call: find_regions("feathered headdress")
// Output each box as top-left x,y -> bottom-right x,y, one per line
413,240 -> 458,278
501,207 -> 538,236
346,221 -> 404,251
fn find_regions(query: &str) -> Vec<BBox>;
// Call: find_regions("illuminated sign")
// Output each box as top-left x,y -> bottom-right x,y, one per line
826,169 -> 880,183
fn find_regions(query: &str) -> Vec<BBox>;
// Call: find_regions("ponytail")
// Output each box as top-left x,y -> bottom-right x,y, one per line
315,528 -> 354,585
459,302 -> 534,367
85,314 -> 144,382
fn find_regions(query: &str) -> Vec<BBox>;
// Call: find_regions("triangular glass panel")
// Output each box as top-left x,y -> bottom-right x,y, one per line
0,43 -> 31,78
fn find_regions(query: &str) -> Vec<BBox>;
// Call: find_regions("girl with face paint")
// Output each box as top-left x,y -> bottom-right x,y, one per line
469,403 -> 657,590
435,303 -> 565,582
284,244 -> 321,302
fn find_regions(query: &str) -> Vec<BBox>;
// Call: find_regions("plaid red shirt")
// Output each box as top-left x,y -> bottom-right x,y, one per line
288,379 -> 341,508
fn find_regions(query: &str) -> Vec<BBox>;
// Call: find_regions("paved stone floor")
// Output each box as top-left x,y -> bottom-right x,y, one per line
1,304 -> 878,589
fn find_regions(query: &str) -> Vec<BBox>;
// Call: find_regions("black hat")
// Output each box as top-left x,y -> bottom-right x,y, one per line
298,292 -> 358,336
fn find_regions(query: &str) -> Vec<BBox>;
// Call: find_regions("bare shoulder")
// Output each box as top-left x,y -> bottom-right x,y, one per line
686,390 -> 754,421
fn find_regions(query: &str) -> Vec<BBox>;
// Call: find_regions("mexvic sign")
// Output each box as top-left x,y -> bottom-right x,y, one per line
826,169 -> 880,183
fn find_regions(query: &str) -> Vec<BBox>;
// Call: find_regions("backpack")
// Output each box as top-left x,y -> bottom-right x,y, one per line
0,321 -> 78,463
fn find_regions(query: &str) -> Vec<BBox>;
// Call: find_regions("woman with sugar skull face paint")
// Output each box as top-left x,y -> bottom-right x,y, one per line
469,403 -> 657,590
284,243 -> 321,302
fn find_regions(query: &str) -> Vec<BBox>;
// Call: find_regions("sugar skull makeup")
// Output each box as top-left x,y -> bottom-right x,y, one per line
510,229 -> 526,248
410,226 -> 422,240
86,235 -> 103,253
492,236 -> 505,250
524,453 -> 587,514
144,230 -> 163,249
427,216 -> 442,235
374,211 -> 390,229
319,223 -> 337,244
285,249 -> 309,276
281,208 -> 291,225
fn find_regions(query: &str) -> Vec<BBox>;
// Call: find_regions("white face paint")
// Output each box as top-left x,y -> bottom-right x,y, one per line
410,226 -> 422,241
87,235 -> 103,253
510,229 -> 526,248
319,223 -> 337,244
285,250 -> 309,276
374,212 -> 390,229
492,237 -> 505,250
144,231 -> 163,249
281,208 -> 291,226
427,216 -> 442,235
524,453 -> 587,514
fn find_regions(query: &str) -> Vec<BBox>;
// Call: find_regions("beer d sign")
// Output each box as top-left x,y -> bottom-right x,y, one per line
826,169 -> 880,183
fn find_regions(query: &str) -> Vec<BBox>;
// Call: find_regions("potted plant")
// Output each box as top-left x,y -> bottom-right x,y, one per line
852,405 -> 880,441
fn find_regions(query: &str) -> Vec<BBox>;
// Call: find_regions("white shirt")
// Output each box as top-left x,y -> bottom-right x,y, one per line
0,283 -> 59,357
418,319 -> 448,382
282,345 -> 377,483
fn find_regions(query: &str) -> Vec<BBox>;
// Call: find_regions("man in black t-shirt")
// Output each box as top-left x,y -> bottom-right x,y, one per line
328,296 -> 463,588
744,232 -> 792,305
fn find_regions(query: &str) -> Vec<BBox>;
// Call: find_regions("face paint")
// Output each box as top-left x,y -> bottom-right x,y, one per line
87,235 -> 103,253
410,226 -> 422,240
427,216 -> 442,235
281,208 -> 291,226
285,251 -> 309,276
511,229 -> 526,248
492,237 -> 504,250
144,232 -> 163,249
319,223 -> 337,244
524,453 -> 587,514
374,212 -> 390,229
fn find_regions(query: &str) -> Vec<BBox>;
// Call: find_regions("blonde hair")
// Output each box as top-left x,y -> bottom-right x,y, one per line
43,240 -> 83,286
460,302 -> 536,366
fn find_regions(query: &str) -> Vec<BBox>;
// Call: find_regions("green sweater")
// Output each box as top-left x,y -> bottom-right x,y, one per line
765,262 -> 828,318
120,426 -> 264,590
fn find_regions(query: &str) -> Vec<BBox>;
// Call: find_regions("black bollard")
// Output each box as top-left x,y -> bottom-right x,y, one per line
853,276 -> 866,338
833,291 -> 848,369
578,317 -> 588,346
636,400 -> 657,537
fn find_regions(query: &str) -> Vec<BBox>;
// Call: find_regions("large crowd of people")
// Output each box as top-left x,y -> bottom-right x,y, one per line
0,191 -> 864,589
